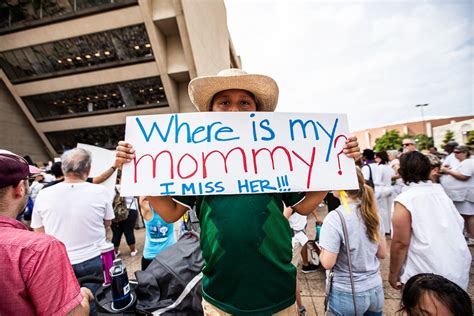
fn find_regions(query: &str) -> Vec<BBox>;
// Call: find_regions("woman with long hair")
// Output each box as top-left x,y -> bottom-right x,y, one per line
319,167 -> 387,315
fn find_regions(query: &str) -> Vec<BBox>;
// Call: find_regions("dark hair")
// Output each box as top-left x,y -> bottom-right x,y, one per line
362,149 -> 375,160
375,151 -> 389,165
50,162 -> 63,178
399,151 -> 431,184
399,273 -> 472,316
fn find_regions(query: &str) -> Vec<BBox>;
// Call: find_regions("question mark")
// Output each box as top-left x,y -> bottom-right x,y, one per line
333,134 -> 348,175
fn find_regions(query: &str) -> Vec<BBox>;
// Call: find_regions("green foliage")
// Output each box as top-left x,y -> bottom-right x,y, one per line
374,130 -> 403,151
466,131 -> 474,146
414,134 -> 434,151
442,130 -> 455,147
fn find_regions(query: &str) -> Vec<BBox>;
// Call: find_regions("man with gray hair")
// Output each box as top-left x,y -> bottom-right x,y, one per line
31,148 -> 114,296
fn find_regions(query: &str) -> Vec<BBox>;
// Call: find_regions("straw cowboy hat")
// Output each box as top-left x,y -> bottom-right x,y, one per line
188,68 -> 279,112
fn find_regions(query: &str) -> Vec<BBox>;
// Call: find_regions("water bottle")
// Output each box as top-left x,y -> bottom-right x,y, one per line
110,259 -> 132,311
316,224 -> 322,242
99,241 -> 115,285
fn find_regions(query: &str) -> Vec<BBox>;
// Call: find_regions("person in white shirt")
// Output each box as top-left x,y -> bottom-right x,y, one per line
390,151 -> 471,291
31,148 -> 115,296
442,141 -> 460,169
440,145 -> 474,245
374,151 -> 395,234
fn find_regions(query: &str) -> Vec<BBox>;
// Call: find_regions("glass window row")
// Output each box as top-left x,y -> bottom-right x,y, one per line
0,23 -> 153,83
23,76 -> 167,121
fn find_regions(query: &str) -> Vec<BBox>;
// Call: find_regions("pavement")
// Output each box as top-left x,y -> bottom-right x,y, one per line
117,205 -> 474,315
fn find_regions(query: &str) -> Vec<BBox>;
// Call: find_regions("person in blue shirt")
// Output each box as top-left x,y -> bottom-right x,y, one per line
139,196 -> 176,270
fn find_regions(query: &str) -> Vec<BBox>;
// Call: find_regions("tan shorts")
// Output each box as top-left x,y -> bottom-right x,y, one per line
291,242 -> 303,267
202,300 -> 297,315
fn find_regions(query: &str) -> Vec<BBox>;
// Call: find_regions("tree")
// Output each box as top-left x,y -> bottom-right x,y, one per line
442,130 -> 455,147
374,130 -> 403,151
466,131 -> 474,146
414,134 -> 434,151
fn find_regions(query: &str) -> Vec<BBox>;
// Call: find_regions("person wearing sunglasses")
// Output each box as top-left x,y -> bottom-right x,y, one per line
0,150 -> 93,316
402,138 -> 417,153
440,145 -> 474,246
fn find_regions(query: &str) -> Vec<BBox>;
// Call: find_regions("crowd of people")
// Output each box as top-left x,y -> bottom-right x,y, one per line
0,68 -> 472,315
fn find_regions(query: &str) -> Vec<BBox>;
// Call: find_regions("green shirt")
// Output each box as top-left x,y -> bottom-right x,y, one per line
174,193 -> 305,315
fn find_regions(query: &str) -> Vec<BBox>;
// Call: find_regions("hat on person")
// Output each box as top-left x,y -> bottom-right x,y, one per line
0,150 -> 41,188
446,141 -> 459,148
188,68 -> 279,112
454,145 -> 470,153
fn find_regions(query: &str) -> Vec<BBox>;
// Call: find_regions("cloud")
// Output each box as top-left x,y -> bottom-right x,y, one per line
225,0 -> 473,131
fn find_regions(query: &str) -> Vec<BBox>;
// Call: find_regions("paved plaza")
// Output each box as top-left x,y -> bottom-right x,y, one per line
118,206 -> 474,315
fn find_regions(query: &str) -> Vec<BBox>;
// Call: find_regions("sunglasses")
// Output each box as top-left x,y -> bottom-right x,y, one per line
454,151 -> 463,154
403,143 -> 414,147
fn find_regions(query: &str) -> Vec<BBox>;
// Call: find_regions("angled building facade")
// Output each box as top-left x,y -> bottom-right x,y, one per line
0,0 -> 241,162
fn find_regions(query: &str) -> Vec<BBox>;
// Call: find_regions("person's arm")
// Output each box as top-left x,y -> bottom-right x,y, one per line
293,191 -> 327,215
92,158 -> 122,184
139,196 -> 153,221
147,195 -> 189,223
376,234 -> 387,259
389,201 -> 412,290
320,249 -> 338,270
440,167 -> 470,181
104,219 -> 112,227
66,288 -> 93,316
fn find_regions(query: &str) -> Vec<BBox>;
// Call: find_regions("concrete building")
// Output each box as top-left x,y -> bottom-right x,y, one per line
0,0 -> 241,162
353,115 -> 474,149
433,119 -> 474,149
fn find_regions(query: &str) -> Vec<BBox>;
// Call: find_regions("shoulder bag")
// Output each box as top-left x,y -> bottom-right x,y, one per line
324,209 -> 358,316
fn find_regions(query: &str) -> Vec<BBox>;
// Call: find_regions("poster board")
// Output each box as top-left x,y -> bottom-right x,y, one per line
120,112 -> 358,196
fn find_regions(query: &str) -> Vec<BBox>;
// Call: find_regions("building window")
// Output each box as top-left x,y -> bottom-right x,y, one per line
0,0 -> 137,33
45,124 -> 125,154
0,24 -> 153,83
23,76 -> 168,121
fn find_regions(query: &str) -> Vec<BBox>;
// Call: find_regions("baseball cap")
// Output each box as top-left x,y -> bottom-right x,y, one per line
0,150 -> 41,188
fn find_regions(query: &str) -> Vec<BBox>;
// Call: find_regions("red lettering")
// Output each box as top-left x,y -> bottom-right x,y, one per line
177,153 -> 199,179
134,151 -> 174,183
292,147 -> 316,189
251,146 -> 293,174
201,147 -> 248,178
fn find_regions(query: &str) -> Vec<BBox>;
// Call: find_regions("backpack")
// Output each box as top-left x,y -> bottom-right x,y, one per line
364,163 -> 375,189
134,232 -> 203,315
113,188 -> 129,222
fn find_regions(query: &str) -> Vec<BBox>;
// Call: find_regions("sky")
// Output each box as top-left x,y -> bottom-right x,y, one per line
224,0 -> 473,132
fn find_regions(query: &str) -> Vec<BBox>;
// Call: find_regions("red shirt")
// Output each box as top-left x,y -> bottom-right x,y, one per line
0,215 -> 83,316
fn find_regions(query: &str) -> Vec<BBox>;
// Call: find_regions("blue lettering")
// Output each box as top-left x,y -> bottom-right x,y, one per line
259,119 -> 275,141
174,115 -> 191,143
136,116 -> 174,143
238,179 -> 250,193
317,118 -> 339,162
191,126 -> 206,143
215,181 -> 225,193
215,126 -> 240,142
160,182 -> 176,195
259,179 -> 276,192
250,180 -> 259,193
181,183 -> 196,195
289,119 -> 319,141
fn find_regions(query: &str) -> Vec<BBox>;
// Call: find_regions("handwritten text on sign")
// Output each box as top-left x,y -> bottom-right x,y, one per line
120,112 -> 358,196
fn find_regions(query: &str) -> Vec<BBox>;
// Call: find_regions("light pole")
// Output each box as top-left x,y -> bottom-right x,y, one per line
415,103 -> 429,135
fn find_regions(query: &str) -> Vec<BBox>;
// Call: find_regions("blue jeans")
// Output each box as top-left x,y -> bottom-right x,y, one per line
73,255 -> 103,314
328,285 -> 384,316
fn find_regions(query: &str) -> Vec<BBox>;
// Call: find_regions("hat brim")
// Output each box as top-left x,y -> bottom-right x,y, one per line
188,74 -> 278,112
29,165 -> 41,175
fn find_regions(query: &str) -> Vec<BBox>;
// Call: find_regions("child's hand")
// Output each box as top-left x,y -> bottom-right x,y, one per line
343,136 -> 360,159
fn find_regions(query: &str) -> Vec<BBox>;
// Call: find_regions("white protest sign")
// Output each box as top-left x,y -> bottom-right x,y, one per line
77,143 -> 117,201
120,112 -> 358,196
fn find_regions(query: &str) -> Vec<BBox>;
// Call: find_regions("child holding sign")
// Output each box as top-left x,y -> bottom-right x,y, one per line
116,69 -> 360,315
